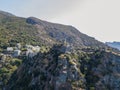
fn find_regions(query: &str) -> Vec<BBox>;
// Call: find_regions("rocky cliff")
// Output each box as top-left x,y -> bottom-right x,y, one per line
6,44 -> 120,90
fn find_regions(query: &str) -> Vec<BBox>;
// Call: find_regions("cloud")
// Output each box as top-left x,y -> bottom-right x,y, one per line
17,0 -> 81,19
48,0 -> 120,42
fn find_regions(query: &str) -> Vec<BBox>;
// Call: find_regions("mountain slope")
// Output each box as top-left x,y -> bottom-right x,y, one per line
26,17 -> 106,48
0,11 -> 120,90
0,10 -> 15,18
0,10 -> 108,50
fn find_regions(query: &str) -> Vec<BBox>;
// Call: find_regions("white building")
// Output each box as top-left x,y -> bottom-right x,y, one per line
25,45 -> 34,50
25,45 -> 40,58
32,46 -> 40,52
7,47 -> 13,52
13,50 -> 21,57
26,45 -> 40,52
0,54 -> 6,61
26,49 -> 36,58
16,43 -> 21,49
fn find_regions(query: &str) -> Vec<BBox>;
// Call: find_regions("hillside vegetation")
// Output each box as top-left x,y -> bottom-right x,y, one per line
0,11 -> 120,90
6,44 -> 120,90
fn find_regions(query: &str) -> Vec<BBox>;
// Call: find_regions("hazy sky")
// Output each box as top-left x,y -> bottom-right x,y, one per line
0,0 -> 120,42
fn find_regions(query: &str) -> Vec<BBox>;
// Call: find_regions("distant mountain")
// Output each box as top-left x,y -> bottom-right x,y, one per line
106,42 -> 120,50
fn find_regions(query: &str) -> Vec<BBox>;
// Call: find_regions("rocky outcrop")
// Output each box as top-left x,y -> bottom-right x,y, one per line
6,44 -> 86,90
6,44 -> 120,90
80,50 -> 120,90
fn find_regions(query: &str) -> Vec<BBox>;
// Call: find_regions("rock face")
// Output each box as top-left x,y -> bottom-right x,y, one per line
95,53 -> 120,90
6,44 -> 120,90
80,51 -> 120,90
6,44 -> 85,90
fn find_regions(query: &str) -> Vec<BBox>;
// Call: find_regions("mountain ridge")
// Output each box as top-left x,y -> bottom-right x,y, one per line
26,17 -> 107,48
106,41 -> 120,50
0,10 -> 109,50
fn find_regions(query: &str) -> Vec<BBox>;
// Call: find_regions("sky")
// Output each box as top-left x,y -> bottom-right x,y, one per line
0,0 -> 120,42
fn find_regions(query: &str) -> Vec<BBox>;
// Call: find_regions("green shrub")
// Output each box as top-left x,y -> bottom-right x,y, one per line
0,67 -> 9,73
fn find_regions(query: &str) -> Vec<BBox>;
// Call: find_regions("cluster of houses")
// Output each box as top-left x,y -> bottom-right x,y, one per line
6,43 -> 40,58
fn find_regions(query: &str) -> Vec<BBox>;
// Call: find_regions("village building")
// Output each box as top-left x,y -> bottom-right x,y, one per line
0,54 -> 6,62
32,46 -> 40,52
26,49 -> 37,58
7,47 -> 13,52
25,45 -> 34,50
5,43 -> 40,58
13,50 -> 21,57
16,43 -> 21,49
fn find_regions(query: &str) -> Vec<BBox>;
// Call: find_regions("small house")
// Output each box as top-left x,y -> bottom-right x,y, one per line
26,49 -> 37,58
16,43 -> 21,49
32,46 -> 40,52
25,45 -> 34,50
0,54 -> 6,61
7,47 -> 13,52
13,50 -> 21,57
